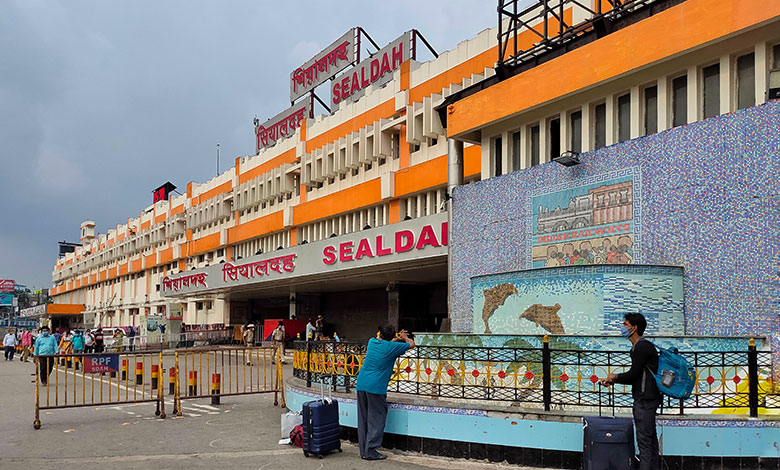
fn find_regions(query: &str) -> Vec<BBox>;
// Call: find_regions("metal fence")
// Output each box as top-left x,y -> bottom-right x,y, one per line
92,330 -> 234,352
293,338 -> 777,416
33,345 -> 284,429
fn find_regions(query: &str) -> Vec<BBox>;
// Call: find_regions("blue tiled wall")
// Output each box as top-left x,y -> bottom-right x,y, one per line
451,101 -> 780,364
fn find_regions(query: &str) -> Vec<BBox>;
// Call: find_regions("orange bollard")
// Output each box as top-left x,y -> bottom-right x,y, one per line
121,359 -> 128,380
135,361 -> 143,385
188,371 -> 198,396
169,367 -> 176,394
151,364 -> 159,390
211,374 -> 221,405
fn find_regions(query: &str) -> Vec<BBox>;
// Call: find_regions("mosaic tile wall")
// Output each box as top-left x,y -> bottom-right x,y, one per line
472,265 -> 684,336
451,101 -> 780,357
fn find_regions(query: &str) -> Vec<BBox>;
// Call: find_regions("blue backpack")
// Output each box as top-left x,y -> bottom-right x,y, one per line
650,346 -> 696,400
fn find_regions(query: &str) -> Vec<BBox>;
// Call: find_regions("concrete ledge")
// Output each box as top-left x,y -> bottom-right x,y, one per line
286,377 -> 780,464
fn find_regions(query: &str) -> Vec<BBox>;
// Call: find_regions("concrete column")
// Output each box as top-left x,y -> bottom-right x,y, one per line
186,301 -> 197,326
446,137 -> 463,331
630,86 -> 641,139
214,296 -> 228,325
657,76 -> 669,131
687,66 -> 698,123
605,95 -> 615,145
539,119 -> 549,163
501,131 -> 510,175
559,112 -> 569,155
581,104 -> 592,152
755,41 -> 768,105
480,135 -> 490,180
386,282 -> 399,330
720,54 -> 733,114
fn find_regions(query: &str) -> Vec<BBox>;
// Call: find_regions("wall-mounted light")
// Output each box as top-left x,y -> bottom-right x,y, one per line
553,151 -> 581,167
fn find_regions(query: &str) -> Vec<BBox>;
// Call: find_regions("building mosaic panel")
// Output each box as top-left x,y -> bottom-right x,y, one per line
472,265 -> 683,335
450,102 -> 780,367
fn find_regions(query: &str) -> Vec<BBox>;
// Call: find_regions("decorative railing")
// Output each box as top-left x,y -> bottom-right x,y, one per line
293,339 -> 777,416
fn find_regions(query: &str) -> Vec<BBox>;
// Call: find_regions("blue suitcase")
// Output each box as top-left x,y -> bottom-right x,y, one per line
583,391 -> 637,470
302,381 -> 341,458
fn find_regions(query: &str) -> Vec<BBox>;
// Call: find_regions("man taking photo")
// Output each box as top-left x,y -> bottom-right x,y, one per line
600,313 -> 661,470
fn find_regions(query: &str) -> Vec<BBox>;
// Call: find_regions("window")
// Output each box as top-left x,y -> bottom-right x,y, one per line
617,93 -> 631,142
493,137 -> 503,176
548,117 -> 560,160
569,110 -> 582,153
529,125 -> 540,166
217,248 -> 224,257
644,86 -> 658,135
737,53 -> 755,110
391,133 -> 400,159
594,103 -> 606,149
512,131 -> 522,171
774,43 -> 780,69
672,75 -> 687,127
702,63 -> 720,119
198,254 -> 205,263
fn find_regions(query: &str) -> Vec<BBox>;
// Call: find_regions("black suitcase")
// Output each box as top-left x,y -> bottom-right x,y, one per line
583,390 -> 637,470
302,379 -> 342,458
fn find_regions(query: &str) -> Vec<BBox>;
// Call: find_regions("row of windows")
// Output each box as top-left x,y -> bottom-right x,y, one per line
492,43 -> 780,176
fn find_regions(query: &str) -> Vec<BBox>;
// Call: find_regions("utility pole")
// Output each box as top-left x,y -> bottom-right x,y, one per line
216,143 -> 220,176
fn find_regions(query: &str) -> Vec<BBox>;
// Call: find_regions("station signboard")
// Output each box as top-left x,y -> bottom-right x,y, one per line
290,28 -> 356,102
255,97 -> 312,151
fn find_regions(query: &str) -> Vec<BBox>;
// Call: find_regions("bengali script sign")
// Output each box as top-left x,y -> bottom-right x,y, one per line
331,32 -> 410,106
290,28 -> 355,102
222,254 -> 297,282
255,100 -> 311,151
20,304 -> 47,318
162,273 -> 208,292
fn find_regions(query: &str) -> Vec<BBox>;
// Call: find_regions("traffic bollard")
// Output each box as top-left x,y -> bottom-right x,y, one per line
135,361 -> 143,385
169,367 -> 176,394
151,364 -> 159,390
121,359 -> 128,380
211,374 -> 221,405
188,371 -> 198,396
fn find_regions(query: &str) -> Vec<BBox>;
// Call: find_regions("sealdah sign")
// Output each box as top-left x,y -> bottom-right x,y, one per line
322,222 -> 448,265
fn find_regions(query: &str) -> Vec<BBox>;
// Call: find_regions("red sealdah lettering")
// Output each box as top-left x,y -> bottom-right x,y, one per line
355,238 -> 374,260
395,230 -> 414,253
322,246 -> 336,265
376,235 -> 392,256
339,242 -> 354,262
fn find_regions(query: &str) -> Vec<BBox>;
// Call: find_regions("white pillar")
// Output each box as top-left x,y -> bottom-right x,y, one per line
582,103 -> 592,152
630,86 -> 641,139
687,66 -> 698,123
559,112 -> 569,155
720,54 -> 732,114
605,94 -> 616,146
657,76 -> 669,131
755,41 -> 768,105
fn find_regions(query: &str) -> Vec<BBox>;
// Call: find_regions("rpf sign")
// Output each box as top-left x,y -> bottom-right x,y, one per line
84,355 -> 120,374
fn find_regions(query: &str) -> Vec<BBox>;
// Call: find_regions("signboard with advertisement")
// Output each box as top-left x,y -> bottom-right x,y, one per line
290,28 -> 356,102
255,97 -> 312,151
0,280 -> 14,292
161,212 -> 448,296
331,32 -> 411,107
0,294 -> 13,306
20,304 -> 47,318
168,303 -> 183,320
83,354 -> 120,374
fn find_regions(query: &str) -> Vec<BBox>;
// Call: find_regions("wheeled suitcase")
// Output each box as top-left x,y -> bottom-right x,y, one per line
302,379 -> 342,458
583,390 -> 637,470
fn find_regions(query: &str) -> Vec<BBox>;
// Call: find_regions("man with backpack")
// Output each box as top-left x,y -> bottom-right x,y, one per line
600,313 -> 661,470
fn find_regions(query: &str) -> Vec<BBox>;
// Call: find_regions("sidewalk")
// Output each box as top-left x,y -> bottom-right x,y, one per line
0,356 -> 555,469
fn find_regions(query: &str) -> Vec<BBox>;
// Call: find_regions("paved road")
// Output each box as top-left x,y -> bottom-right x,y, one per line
0,353 -> 543,470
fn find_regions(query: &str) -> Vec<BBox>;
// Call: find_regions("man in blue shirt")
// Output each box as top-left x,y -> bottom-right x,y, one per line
356,324 -> 415,460
33,326 -> 59,386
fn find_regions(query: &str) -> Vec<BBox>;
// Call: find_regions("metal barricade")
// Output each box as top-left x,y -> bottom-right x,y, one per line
171,346 -> 285,416
33,351 -> 166,429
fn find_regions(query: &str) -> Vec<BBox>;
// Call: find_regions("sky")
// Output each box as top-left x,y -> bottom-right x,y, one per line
0,0 -> 500,290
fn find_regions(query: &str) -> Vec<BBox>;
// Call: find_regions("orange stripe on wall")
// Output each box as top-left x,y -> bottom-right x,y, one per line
49,304 -> 84,315
238,148 -> 297,185
447,0 -> 775,136
145,254 -> 156,269
131,258 -> 142,273
464,145 -> 481,177
191,232 -> 221,255
395,154 -> 447,196
118,263 -> 128,276
228,211 -> 284,245
293,178 -> 381,226
155,213 -> 167,224
194,180 -> 233,206
306,100 -> 396,153
140,220 -> 151,231
389,200 -> 400,224
171,204 -> 184,216
159,247 -> 173,264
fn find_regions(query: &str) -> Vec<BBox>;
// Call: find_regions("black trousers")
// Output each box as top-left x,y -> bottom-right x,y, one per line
357,391 -> 389,459
633,398 -> 662,470
4,346 -> 14,360
38,357 -> 55,385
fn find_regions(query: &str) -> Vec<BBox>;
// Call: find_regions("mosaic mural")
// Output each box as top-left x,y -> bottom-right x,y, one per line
450,101 -> 780,361
528,169 -> 640,268
472,265 -> 684,335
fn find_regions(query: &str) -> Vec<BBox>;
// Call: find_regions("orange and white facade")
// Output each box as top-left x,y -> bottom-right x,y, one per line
50,0 -> 780,337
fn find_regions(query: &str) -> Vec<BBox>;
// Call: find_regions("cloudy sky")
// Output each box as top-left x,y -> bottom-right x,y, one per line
0,1 -> 501,289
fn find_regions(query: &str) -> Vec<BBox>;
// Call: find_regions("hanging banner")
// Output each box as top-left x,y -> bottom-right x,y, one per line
331,32 -> 411,107
290,28 -> 356,102
0,280 -> 14,292
255,97 -> 312,151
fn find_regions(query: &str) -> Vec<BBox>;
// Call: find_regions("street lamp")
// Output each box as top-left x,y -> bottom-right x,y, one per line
553,151 -> 581,167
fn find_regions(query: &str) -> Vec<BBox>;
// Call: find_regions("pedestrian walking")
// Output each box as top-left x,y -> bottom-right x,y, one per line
71,330 -> 85,354
127,326 -> 136,351
4,329 -> 17,361
271,321 -> 287,364
84,330 -> 94,353
20,328 -> 33,362
114,328 -> 125,352
94,328 -> 104,353
305,317 -> 316,341
33,326 -> 59,385
314,315 -> 325,340
355,324 -> 415,460
600,313 -> 661,470
244,324 -> 256,366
